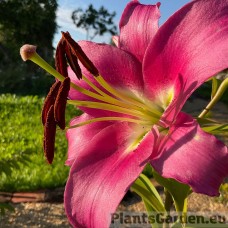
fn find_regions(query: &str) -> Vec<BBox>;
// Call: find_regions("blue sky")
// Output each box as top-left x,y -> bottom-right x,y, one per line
55,0 -> 190,46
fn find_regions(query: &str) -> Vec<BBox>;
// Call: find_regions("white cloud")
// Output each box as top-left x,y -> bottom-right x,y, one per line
57,8 -> 87,34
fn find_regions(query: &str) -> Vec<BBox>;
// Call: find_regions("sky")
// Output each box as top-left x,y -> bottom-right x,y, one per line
54,0 -> 190,46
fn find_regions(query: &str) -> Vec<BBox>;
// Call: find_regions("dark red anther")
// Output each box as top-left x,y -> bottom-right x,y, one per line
54,77 -> 71,130
61,31 -> 99,76
41,81 -> 61,126
43,105 -> 56,164
65,43 -> 82,79
55,39 -> 68,78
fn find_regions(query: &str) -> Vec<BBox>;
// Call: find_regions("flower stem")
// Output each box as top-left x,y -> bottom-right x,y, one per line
198,77 -> 228,118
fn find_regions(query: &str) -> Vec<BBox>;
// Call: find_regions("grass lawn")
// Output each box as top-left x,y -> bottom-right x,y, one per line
0,94 -> 81,192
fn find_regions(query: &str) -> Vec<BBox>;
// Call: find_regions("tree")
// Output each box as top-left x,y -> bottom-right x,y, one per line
72,4 -> 117,41
0,0 -> 58,95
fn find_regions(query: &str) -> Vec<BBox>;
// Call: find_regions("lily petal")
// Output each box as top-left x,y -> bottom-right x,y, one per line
119,1 -> 160,62
143,0 -> 228,122
65,113 -> 111,166
64,121 -> 155,228
151,112 -> 228,196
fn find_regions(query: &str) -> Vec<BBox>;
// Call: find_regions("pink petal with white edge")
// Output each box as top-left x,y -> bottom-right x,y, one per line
64,121 -> 155,228
151,112 -> 228,196
67,41 -> 143,117
143,0 -> 228,123
119,1 -> 160,62
65,113 -> 112,166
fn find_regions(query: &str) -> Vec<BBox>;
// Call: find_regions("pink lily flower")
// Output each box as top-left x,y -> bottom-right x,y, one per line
64,0 -> 228,227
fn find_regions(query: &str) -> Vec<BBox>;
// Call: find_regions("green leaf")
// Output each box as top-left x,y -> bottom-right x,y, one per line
131,174 -> 165,213
142,201 -> 161,228
152,170 -> 191,213
196,118 -> 219,126
197,118 -> 228,134
0,162 -> 12,176
202,124 -> 228,134
142,163 -> 153,178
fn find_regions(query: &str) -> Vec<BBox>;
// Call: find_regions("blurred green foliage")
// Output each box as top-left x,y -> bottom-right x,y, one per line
142,164 -> 153,178
219,183 -> 228,203
0,94 -> 81,192
0,0 -> 58,95
0,203 -> 14,216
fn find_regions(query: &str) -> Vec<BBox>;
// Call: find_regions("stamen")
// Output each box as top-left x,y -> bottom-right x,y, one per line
61,31 -> 99,76
42,81 -> 61,125
68,117 -> 151,129
43,105 -> 56,164
81,75 -> 147,111
67,100 -> 158,122
55,39 -> 68,77
54,77 -> 71,130
95,75 -> 162,117
64,42 -> 82,79
71,83 -> 147,110
82,75 -> 151,111
82,75 -> 108,97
